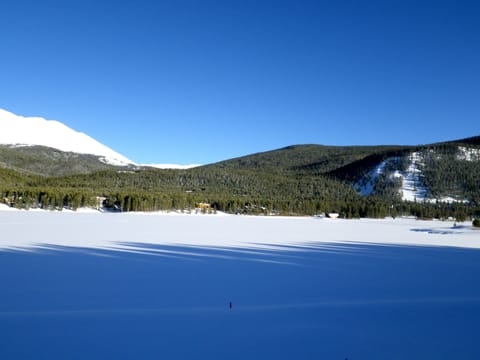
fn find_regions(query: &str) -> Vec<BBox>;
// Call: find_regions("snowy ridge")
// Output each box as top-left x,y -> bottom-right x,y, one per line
0,108 -> 135,166
141,164 -> 201,170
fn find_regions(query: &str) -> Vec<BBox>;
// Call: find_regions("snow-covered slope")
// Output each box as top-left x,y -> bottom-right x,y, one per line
355,150 -> 472,203
142,163 -> 201,170
0,108 -> 135,166
355,152 -> 439,202
396,152 -> 428,202
354,160 -> 391,196
354,154 -> 428,201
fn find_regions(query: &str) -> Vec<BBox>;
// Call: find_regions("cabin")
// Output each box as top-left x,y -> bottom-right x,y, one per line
195,202 -> 211,210
195,202 -> 213,214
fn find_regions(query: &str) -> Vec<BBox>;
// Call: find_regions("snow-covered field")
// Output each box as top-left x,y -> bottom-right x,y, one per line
0,208 -> 478,252
1,211 -> 479,359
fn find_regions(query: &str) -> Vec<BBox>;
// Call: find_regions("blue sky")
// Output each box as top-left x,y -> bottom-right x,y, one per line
1,0 -> 479,164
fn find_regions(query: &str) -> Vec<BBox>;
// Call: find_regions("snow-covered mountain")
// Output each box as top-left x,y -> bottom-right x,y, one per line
0,108 -> 135,166
354,149 -> 478,203
355,153 -> 429,202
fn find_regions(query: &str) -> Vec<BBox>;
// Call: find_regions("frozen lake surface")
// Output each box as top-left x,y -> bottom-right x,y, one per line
1,211 -> 480,359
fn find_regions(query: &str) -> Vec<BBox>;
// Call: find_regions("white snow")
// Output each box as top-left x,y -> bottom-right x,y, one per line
0,211 -> 478,253
355,151 -> 472,203
397,152 -> 428,202
141,164 -> 202,170
457,146 -> 480,162
396,151 -> 469,203
354,159 -> 390,196
355,153 -> 429,202
0,108 -> 135,166
425,197 -> 470,204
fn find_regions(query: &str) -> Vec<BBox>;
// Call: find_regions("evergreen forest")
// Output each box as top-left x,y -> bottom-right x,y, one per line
1,137 -> 479,221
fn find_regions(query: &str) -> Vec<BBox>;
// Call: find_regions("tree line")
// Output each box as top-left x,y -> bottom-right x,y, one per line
1,168 -> 479,221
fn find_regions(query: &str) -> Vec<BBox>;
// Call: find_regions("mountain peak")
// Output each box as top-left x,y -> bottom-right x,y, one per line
0,108 -> 135,166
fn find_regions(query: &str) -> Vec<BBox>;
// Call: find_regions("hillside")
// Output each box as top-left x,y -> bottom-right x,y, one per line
0,134 -> 479,219
0,145 -> 136,176
0,164 -> 362,215
208,140 -> 480,205
207,144 -> 404,175
328,141 -> 480,204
